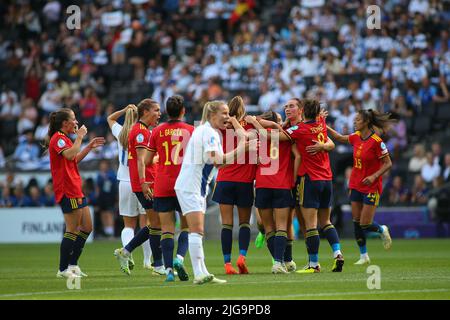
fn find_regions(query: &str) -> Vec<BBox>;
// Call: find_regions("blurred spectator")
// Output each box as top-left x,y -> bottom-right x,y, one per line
408,144 -> 427,174
34,115 -> 50,143
431,142 -> 444,168
427,176 -> 450,237
80,87 -> 100,127
386,175 -> 410,205
40,180 -> 55,206
10,184 -> 26,207
421,151 -> 441,183
442,153 -> 450,182
0,186 -> 13,207
386,114 -> 407,157
38,82 -> 62,114
0,146 -> 5,169
96,160 -> 117,238
22,186 -> 43,207
411,174 -> 429,205
1,87 -> 21,119
17,98 -> 38,135
13,130 -> 41,170
102,133 -> 119,160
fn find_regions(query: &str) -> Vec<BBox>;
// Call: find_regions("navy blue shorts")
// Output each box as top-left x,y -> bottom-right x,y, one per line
134,192 -> 153,210
255,188 -> 294,209
212,181 -> 254,207
350,189 -> 380,206
153,196 -> 181,212
59,196 -> 87,214
297,175 -> 333,209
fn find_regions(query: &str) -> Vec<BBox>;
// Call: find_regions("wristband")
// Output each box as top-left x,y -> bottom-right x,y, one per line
140,178 -> 147,184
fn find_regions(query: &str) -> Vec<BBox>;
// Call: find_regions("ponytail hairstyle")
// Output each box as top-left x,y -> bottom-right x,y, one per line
43,108 -> 73,150
228,96 -> 246,121
118,105 -> 138,149
201,100 -> 227,124
302,99 -> 321,120
358,109 -> 397,134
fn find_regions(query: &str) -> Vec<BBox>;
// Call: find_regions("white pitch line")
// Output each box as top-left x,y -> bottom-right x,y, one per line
1,276 -> 450,298
199,288 -> 450,300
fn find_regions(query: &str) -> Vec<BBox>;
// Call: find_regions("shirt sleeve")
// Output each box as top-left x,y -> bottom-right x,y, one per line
111,123 -> 122,139
135,128 -> 151,150
51,135 -> 71,154
285,125 -> 300,140
375,139 -> 389,159
149,128 -> 157,152
348,133 -> 358,146
203,128 -> 222,155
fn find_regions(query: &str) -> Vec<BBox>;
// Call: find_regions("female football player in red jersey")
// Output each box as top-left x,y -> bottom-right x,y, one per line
44,108 -> 104,278
327,109 -> 394,265
245,111 -> 301,273
108,104 -> 153,270
212,96 -> 257,275
147,95 -> 194,282
114,99 -> 165,276
282,98 -> 304,271
287,99 -> 344,273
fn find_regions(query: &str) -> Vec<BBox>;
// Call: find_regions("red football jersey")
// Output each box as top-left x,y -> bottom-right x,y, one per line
128,121 -> 156,192
49,131 -> 84,203
149,120 -> 194,197
255,129 -> 293,189
286,117 -> 333,181
348,131 -> 389,194
216,121 -> 257,183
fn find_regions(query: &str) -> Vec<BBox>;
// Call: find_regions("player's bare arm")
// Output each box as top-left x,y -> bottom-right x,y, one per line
362,154 -> 393,186
327,125 -> 350,144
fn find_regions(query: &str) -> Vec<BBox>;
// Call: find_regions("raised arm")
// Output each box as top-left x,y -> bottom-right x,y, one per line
62,125 -> 86,161
245,115 -> 290,142
327,125 -> 350,144
107,104 -> 137,129
75,136 -> 105,163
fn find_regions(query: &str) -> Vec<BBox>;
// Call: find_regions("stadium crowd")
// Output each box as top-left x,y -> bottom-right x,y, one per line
0,0 -> 449,236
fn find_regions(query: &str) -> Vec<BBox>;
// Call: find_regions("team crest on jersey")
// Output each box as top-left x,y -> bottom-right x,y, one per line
136,133 -> 144,143
209,136 -> 215,146
57,138 -> 66,148
286,125 -> 298,134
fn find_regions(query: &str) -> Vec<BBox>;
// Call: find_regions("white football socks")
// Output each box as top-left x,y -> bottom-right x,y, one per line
121,227 -> 134,247
142,239 -> 152,265
188,233 -> 206,278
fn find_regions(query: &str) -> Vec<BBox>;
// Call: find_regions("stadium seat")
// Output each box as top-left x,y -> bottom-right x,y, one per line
186,18 -> 205,33
116,64 -> 134,82
434,102 -> 450,130
412,116 -> 432,137
204,19 -> 222,36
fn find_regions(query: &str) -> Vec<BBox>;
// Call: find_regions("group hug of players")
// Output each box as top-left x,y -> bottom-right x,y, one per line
47,94 -> 394,284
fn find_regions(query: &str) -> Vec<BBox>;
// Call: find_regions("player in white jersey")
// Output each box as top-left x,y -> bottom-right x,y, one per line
107,104 -> 152,270
174,100 -> 257,285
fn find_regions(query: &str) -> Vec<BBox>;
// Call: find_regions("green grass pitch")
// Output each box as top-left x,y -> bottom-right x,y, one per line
1,239 -> 450,300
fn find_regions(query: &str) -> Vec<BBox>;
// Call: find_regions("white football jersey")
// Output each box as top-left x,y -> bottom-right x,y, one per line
111,123 -> 131,182
175,121 -> 222,196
